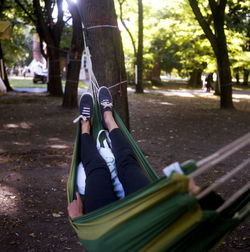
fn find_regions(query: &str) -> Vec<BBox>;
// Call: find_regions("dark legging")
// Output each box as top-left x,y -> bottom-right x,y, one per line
81,128 -> 151,213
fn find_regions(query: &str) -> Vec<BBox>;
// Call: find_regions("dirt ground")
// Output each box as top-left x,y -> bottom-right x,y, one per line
0,90 -> 249,252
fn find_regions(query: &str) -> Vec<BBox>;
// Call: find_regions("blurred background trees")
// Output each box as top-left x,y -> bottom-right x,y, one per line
0,0 -> 249,109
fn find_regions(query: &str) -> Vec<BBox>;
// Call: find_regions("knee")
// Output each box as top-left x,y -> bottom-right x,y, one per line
115,149 -> 136,166
84,159 -> 109,176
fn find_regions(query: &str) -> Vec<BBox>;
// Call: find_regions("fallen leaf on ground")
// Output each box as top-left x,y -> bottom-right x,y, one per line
52,213 -> 61,218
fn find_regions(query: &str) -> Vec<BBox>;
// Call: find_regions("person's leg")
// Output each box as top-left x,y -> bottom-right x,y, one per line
98,87 -> 151,196
80,126 -> 117,213
76,93 -> 117,214
109,127 -> 151,195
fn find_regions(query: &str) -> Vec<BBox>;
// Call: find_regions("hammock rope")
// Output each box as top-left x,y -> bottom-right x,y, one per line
197,158 -> 250,200
191,133 -> 250,216
217,182 -> 250,213
190,132 -> 250,178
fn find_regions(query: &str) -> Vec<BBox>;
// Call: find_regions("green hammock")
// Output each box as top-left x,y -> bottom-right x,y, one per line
67,102 -> 249,252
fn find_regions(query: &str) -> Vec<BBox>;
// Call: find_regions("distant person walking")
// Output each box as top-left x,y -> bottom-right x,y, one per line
205,73 -> 213,92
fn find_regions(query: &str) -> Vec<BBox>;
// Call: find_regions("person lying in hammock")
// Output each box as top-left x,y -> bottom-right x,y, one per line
68,87 -> 151,218
68,87 -> 224,219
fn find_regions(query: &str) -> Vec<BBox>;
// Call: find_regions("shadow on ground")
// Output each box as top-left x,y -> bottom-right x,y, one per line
0,91 -> 249,251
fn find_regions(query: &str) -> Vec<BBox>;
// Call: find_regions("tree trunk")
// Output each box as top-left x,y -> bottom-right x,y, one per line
136,0 -> 144,93
235,70 -> 240,84
63,0 -> 84,108
216,54 -> 233,108
151,61 -> 161,86
80,0 -> 129,128
63,54 -> 81,107
213,4 -> 233,109
188,68 -> 202,88
214,81 -> 220,96
243,69 -> 249,86
188,0 -> 234,109
47,49 -> 63,96
33,0 -> 64,97
0,42 -> 13,91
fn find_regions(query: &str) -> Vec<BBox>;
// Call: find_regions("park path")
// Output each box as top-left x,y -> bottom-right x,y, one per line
13,86 -> 250,97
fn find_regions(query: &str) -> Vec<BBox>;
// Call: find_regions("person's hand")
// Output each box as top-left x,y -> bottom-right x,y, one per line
67,192 -> 84,218
188,178 -> 201,195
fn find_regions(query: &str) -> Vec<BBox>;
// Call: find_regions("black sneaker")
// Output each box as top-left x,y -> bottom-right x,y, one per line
97,86 -> 113,129
73,92 -> 93,123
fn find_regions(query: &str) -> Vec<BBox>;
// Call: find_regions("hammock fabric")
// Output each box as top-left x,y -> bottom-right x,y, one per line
67,101 -> 249,252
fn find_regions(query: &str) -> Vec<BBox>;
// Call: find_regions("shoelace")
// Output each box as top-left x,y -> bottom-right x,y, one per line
101,100 -> 113,109
73,106 -> 91,123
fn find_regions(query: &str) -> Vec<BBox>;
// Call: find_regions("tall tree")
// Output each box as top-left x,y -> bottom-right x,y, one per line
188,0 -> 234,109
15,0 -> 65,96
62,0 -> 84,108
0,0 -> 12,91
0,42 -> 13,91
117,0 -> 143,92
33,0 -> 65,96
136,0 -> 143,93
148,1 -> 212,87
80,0 -> 129,128
117,0 -> 136,57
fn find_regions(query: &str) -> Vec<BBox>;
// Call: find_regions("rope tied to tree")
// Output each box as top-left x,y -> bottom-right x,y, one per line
86,25 -> 119,30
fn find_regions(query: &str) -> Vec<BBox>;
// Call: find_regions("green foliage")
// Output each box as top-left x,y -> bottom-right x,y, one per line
0,0 -> 33,67
2,24 -> 33,67
9,77 -> 88,89
60,24 -> 72,50
1,0 -> 73,68
116,0 -> 249,80
227,0 -> 250,37
226,0 -> 250,72
148,0 -> 216,77
1,0 -> 248,82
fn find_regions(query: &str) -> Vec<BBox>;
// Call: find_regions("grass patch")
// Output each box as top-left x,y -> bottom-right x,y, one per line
9,77 -> 88,89
232,83 -> 250,92
128,80 -> 189,90
8,77 -> 249,92
10,78 -> 45,88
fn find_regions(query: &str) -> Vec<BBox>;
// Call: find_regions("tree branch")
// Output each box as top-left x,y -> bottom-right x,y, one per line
208,0 -> 217,13
209,0 -> 227,34
54,0 -> 65,43
188,0 -> 217,52
45,0 -> 53,25
118,0 -> 137,58
219,0 -> 227,10
65,16 -> 72,24
33,0 -> 54,46
218,0 -> 227,18
14,0 -> 36,24
57,0 -> 64,24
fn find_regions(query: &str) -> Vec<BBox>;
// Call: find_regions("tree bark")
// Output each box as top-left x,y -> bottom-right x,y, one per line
136,0 -> 144,93
0,42 -> 13,91
188,68 -> 202,88
151,61 -> 161,86
47,48 -> 63,96
63,1 -> 84,108
235,71 -> 239,84
212,1 -> 233,108
80,0 -> 129,128
189,0 -> 234,109
243,69 -> 249,86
